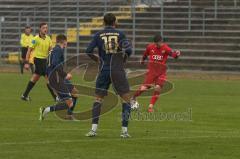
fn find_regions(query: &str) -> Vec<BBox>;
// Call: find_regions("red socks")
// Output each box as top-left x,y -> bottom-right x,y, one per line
134,88 -> 161,108
150,91 -> 160,106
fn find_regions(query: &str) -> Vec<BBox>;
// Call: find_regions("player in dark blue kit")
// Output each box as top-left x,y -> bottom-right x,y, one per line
85,13 -> 133,138
39,34 -> 78,121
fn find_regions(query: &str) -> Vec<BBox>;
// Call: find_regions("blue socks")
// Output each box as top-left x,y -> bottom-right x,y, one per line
90,102 -> 131,129
92,102 -> 102,124
122,103 -> 131,127
67,97 -> 77,115
50,102 -> 68,112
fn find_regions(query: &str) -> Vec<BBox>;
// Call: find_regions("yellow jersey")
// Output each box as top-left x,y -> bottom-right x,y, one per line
30,34 -> 52,59
20,33 -> 34,48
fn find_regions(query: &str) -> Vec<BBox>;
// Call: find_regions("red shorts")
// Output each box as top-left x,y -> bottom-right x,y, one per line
143,71 -> 166,88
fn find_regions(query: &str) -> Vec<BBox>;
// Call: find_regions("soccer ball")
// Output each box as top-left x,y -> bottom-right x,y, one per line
130,100 -> 140,110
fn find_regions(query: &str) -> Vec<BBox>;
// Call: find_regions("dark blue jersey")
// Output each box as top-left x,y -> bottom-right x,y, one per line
47,45 -> 66,77
86,26 -> 132,71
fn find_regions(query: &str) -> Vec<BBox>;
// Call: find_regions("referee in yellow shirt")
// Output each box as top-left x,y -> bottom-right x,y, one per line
21,22 -> 56,101
20,26 -> 34,74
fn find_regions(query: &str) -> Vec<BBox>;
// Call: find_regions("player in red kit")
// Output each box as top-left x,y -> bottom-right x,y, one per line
131,34 -> 181,112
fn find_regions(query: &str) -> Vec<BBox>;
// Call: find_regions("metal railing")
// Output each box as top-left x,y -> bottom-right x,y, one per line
0,0 -> 240,65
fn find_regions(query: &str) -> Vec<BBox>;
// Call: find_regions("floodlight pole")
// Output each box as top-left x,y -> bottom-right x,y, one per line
234,0 -> 237,8
132,0 -> 136,55
0,17 -> 5,54
33,7 -> 36,33
188,0 -> 192,30
77,0 -> 80,66
161,1 -> 164,38
104,0 -> 107,15
0,18 -> 2,54
64,18 -> 68,67
48,0 -> 51,33
202,9 -> 206,36
214,0 -> 218,19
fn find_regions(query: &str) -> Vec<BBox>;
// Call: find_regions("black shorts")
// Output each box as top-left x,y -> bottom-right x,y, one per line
21,47 -> 28,59
34,58 -> 47,76
95,70 -> 130,96
49,71 -> 73,100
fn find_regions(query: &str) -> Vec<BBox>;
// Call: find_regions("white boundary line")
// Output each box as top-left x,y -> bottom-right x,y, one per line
0,128 -> 240,134
0,135 -> 240,146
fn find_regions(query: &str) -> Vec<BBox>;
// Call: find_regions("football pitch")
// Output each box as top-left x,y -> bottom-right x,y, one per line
0,72 -> 239,159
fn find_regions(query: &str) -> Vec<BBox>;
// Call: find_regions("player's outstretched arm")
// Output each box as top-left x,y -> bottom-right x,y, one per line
169,50 -> 181,59
140,54 -> 148,65
85,34 -> 99,63
85,39 -> 99,63
26,47 -> 33,62
86,53 -> 100,63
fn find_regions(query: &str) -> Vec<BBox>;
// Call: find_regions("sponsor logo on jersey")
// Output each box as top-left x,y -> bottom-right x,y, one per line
152,55 -> 163,61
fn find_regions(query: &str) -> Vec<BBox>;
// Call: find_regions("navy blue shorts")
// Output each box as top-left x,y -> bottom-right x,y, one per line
95,70 -> 130,96
48,71 -> 74,101
57,79 -> 74,100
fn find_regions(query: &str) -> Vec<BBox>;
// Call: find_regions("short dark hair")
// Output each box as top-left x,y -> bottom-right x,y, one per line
25,25 -> 31,29
39,22 -> 47,28
153,34 -> 163,43
104,13 -> 116,26
56,34 -> 67,43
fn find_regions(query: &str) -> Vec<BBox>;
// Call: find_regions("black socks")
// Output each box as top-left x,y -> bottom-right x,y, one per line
23,81 -> 35,97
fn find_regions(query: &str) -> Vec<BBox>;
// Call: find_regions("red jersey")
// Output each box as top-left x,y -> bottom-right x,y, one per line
142,43 -> 178,74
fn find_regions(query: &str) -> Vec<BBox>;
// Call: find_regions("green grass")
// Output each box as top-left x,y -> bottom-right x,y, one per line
0,73 -> 240,159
